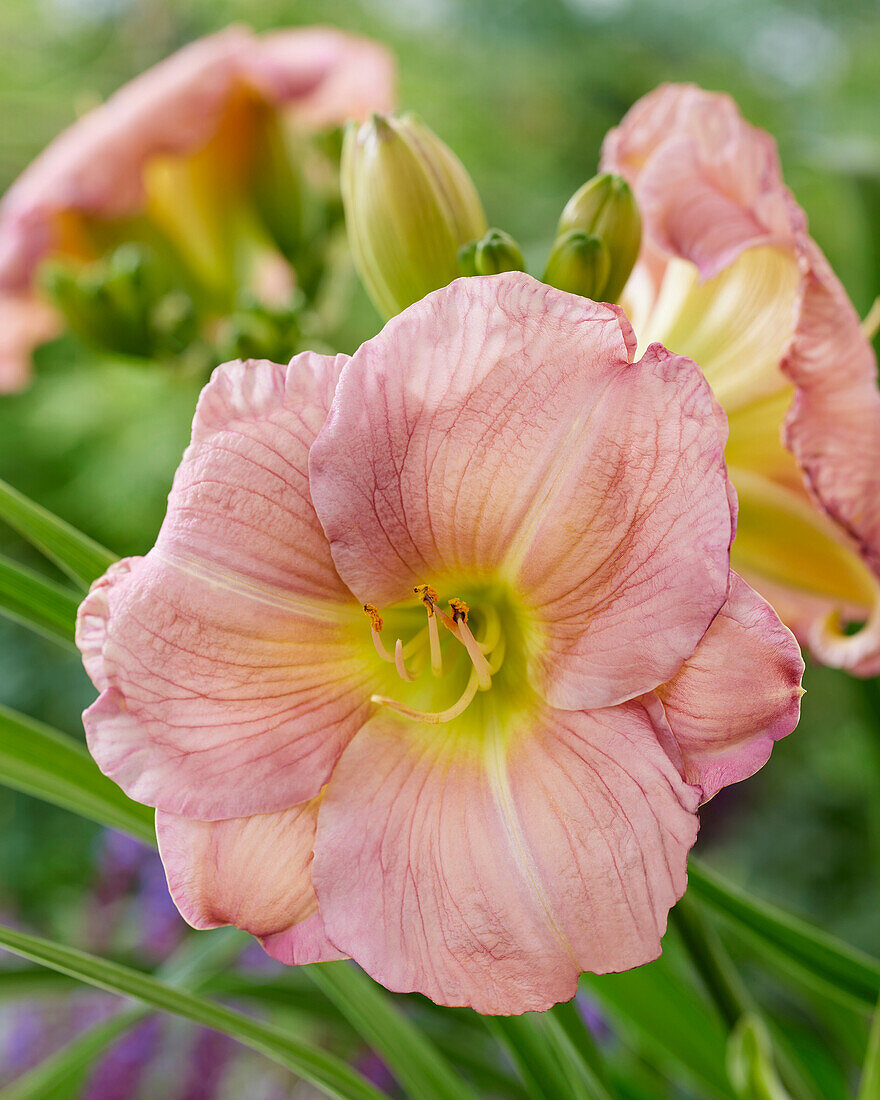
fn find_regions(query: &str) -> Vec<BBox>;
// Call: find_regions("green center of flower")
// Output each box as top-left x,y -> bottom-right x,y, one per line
363,582 -> 533,727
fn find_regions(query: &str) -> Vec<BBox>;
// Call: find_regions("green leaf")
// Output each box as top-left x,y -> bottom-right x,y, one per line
2,928 -> 246,1100
727,1015 -> 792,1100
0,477 -> 117,590
688,859 -> 880,1010
585,939 -> 735,1099
0,923 -> 384,1100
858,996 -> 880,1100
0,704 -> 155,845
0,553 -> 80,649
486,1010 -> 613,1100
306,961 -> 476,1100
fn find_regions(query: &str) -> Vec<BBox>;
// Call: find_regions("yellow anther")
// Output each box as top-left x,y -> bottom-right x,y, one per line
363,603 -> 384,631
413,584 -> 439,612
448,598 -> 469,623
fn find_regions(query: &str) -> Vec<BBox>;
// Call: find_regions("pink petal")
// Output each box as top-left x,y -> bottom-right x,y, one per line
156,799 -> 319,936
0,26 -> 395,292
247,28 -> 395,130
0,293 -> 60,391
312,699 -> 700,1015
310,275 -> 733,710
657,572 -> 803,802
780,242 -> 880,658
601,83 -> 797,280
605,82 -> 880,675
78,354 -> 372,820
261,912 -> 347,966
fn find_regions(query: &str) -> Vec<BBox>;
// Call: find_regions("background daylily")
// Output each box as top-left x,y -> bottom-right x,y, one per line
0,24 -> 395,388
601,83 -> 880,677
76,274 -> 803,1015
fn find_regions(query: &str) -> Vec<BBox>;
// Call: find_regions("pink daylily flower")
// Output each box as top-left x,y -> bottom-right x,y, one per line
77,274 -> 803,1014
601,83 -> 880,675
0,25 -> 395,388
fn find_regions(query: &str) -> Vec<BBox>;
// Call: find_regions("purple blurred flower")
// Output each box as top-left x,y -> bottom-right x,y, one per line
83,1016 -> 161,1100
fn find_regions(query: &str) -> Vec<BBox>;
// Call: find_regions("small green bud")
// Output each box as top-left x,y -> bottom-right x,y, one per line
727,1015 -> 791,1100
457,239 -> 478,277
341,112 -> 488,318
542,230 -> 610,300
470,228 -> 525,276
555,173 -> 641,302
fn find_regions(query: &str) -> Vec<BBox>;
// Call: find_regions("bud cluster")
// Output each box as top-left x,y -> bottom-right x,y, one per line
341,114 -> 642,318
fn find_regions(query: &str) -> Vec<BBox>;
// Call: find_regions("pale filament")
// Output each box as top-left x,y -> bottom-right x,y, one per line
476,604 -> 501,654
371,626 -> 396,664
371,670 -> 479,725
368,586 -> 508,723
426,604 -> 443,677
394,638 -> 416,682
455,619 -> 493,691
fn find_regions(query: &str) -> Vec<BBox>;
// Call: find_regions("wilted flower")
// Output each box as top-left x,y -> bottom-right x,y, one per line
77,274 -> 802,1014
602,83 -> 880,675
0,25 -> 395,387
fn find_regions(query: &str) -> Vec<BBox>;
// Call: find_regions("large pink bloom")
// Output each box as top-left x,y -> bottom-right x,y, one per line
77,274 -> 803,1014
0,25 -> 395,389
602,83 -> 880,675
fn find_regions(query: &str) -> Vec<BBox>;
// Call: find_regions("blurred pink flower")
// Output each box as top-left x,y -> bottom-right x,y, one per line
602,83 -> 880,675
0,25 -> 395,388
77,274 -> 802,1014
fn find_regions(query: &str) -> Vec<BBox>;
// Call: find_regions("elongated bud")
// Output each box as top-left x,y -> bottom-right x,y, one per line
727,1016 -> 791,1100
341,112 -> 488,318
542,230 -> 610,300
555,173 -> 641,301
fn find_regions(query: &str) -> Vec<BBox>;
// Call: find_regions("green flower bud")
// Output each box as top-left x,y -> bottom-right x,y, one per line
341,112 -> 488,318
542,230 -> 610,300
469,228 -> 525,276
727,1015 -> 791,1100
555,173 -> 641,302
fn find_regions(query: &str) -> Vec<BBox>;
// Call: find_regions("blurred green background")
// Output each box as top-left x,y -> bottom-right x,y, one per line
0,0 -> 878,1095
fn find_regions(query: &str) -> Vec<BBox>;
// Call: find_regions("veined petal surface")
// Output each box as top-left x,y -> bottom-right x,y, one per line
312,698 -> 700,1015
309,274 -> 733,711
78,354 -> 372,820
657,572 -> 803,802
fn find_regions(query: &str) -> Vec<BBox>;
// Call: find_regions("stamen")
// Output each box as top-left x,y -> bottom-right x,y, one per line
365,604 -> 396,663
427,608 -> 442,676
413,584 -> 439,607
371,670 -> 479,724
456,617 -> 493,691
448,597 -> 469,623
394,638 -> 416,682
476,604 -> 501,654
487,631 -> 507,675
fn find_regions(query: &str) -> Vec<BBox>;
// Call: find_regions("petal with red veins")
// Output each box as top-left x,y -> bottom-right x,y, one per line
156,799 -> 318,936
78,354 -> 372,820
657,572 -> 803,802
157,800 -> 345,963
309,274 -> 733,710
312,699 -> 700,1016
601,83 -> 796,280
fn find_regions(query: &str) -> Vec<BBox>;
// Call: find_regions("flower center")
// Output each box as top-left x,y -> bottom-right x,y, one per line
363,584 -> 513,725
